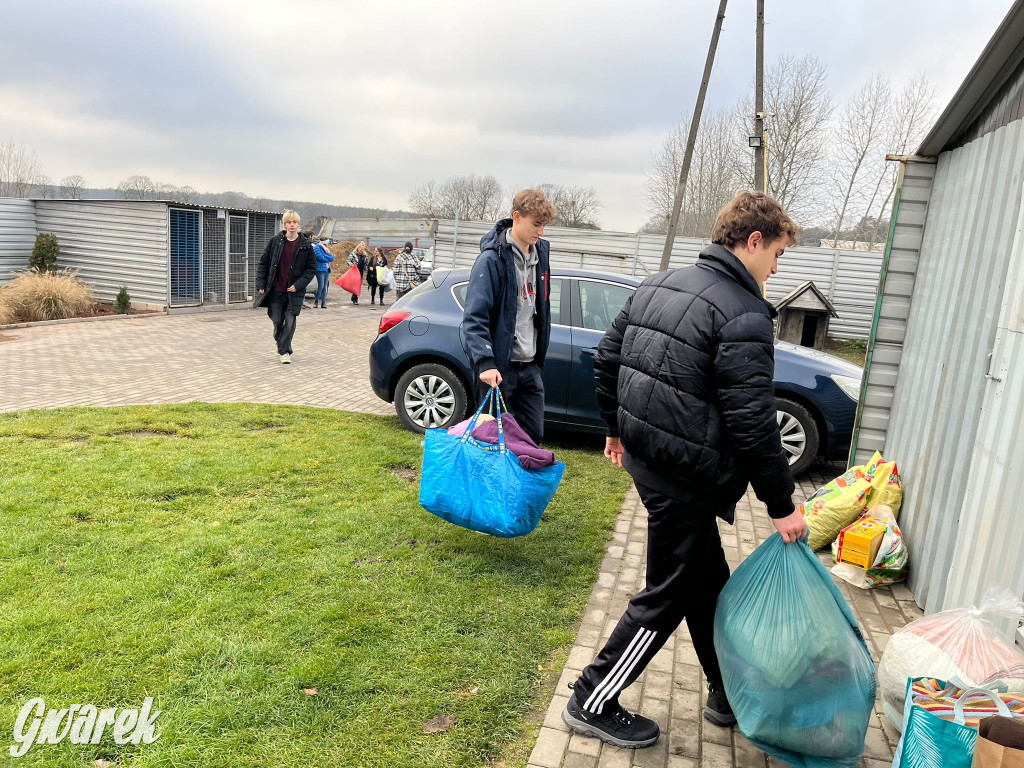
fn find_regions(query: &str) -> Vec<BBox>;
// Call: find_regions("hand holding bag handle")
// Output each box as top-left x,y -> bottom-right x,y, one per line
953,688 -> 1013,725
460,386 -> 507,454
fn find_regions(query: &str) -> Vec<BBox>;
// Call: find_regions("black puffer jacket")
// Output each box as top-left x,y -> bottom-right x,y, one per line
594,243 -> 795,521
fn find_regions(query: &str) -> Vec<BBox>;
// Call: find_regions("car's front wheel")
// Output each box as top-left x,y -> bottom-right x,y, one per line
774,397 -> 820,476
394,363 -> 468,433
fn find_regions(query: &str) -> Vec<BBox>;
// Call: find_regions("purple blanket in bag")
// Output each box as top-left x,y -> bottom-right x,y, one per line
470,414 -> 557,469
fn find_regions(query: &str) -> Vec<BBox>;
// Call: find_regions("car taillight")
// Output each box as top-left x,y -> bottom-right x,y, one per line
378,311 -> 411,335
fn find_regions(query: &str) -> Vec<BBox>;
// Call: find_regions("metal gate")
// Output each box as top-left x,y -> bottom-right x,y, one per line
169,208 -> 202,307
228,215 -> 249,303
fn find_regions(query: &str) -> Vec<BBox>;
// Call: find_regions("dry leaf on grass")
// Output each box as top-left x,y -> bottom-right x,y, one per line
303,688 -> 318,696
422,714 -> 456,734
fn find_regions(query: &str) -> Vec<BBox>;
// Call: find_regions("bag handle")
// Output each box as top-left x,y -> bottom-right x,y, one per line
460,386 -> 507,454
952,687 -> 1012,725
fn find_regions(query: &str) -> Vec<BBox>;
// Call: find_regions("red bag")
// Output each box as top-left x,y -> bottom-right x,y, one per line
335,264 -> 362,296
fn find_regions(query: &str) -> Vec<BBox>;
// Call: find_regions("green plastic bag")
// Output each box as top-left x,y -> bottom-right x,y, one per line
714,534 -> 876,768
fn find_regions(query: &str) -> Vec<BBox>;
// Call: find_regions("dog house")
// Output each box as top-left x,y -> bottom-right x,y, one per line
773,281 -> 838,350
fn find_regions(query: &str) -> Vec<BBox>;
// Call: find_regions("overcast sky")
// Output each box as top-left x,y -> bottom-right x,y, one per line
0,0 -> 1015,230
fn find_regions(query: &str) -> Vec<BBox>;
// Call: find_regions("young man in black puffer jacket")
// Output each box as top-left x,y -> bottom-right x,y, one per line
562,190 -> 809,749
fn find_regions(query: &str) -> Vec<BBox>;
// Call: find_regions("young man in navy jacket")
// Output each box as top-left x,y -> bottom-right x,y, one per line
460,189 -> 557,444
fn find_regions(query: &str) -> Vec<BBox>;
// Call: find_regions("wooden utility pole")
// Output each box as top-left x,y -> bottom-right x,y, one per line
754,0 -> 765,192
659,0 -> 729,271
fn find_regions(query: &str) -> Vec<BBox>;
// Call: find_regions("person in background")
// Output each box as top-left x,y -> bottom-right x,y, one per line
393,242 -> 421,300
347,242 -> 368,304
367,248 -> 387,306
254,209 -> 317,364
312,239 -> 334,308
560,190 -> 807,749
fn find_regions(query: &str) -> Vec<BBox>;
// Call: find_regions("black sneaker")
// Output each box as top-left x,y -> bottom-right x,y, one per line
561,692 -> 660,749
703,682 -> 736,727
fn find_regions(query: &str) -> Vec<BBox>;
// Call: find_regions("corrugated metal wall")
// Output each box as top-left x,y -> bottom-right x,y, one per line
851,161 -> 937,465
0,198 -> 36,283
885,118 -> 1024,613
434,220 -> 882,339
34,200 -> 169,306
941,157 -> 1024,618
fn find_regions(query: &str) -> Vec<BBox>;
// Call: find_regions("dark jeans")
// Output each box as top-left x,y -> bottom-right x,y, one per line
314,272 -> 329,304
571,482 -> 731,714
473,363 -> 545,445
396,288 -> 411,300
370,284 -> 386,303
266,290 -> 297,355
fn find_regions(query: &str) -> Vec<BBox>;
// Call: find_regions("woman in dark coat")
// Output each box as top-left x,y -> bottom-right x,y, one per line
367,248 -> 388,306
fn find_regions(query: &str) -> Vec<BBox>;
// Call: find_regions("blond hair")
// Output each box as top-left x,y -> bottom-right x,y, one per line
282,209 -> 301,225
512,189 -> 557,226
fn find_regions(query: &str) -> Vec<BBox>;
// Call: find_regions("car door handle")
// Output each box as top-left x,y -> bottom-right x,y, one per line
582,347 -> 598,356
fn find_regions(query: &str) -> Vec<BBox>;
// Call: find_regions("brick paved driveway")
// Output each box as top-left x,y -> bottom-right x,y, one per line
1,303 -> 914,768
529,465 -> 919,768
0,302 -> 396,415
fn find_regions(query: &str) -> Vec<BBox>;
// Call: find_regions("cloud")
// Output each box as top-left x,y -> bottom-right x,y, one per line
0,0 -> 1013,231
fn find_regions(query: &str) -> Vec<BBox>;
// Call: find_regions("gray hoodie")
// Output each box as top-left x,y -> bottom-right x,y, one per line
507,230 -> 539,362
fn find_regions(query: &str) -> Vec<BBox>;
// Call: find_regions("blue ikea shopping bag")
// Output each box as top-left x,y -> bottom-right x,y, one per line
714,534 -> 876,768
419,388 -> 565,537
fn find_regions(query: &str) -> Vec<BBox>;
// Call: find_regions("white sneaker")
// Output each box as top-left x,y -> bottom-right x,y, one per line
280,354 -> 291,364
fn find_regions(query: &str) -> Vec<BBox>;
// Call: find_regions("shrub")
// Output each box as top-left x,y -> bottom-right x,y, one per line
3,269 -> 94,322
29,233 -> 60,273
0,288 -> 15,325
115,285 -> 132,314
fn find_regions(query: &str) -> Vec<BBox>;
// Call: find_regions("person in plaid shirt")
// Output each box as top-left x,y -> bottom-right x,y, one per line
393,242 -> 421,298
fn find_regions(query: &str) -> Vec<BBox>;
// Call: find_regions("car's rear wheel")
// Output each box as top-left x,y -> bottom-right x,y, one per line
395,363 -> 468,433
774,397 -> 820,476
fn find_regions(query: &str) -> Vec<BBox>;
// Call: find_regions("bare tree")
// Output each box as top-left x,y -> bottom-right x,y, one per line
60,175 -> 86,199
177,185 -> 198,204
644,108 -> 741,236
409,174 -> 506,221
117,175 -> 156,200
737,55 -> 834,221
0,141 -> 44,197
535,183 -> 602,229
829,74 -> 892,245
155,181 -> 180,199
34,174 -> 57,198
863,72 -> 937,248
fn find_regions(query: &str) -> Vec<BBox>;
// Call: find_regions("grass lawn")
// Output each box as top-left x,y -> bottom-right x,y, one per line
0,404 -> 631,768
824,337 -> 867,367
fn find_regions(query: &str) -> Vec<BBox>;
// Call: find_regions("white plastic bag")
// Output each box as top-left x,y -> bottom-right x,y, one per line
878,588 -> 1024,731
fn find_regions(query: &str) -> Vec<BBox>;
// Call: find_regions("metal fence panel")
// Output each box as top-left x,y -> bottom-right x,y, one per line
433,220 -> 882,339
0,198 -> 36,283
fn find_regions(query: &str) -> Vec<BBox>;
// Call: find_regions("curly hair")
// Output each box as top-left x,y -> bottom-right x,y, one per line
512,189 -> 558,226
711,190 -> 797,249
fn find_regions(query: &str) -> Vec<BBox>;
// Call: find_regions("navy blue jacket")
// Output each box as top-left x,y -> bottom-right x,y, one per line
460,219 -> 552,376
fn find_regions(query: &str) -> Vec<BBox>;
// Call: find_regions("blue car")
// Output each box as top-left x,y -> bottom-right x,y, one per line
369,267 -> 862,475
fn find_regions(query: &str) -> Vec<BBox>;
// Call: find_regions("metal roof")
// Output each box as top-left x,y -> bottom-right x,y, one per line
918,0 -> 1024,156
26,198 -> 282,217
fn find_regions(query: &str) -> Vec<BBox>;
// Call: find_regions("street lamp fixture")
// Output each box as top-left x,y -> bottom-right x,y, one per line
748,135 -> 763,148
